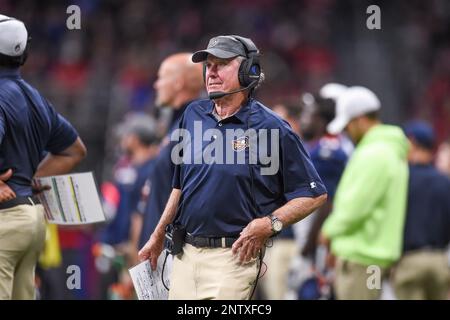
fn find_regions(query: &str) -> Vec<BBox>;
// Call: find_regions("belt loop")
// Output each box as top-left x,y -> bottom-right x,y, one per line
221,237 -> 226,248
28,197 -> 35,206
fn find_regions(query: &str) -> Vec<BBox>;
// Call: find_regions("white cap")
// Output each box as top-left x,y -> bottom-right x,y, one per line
0,15 -> 28,57
319,83 -> 347,102
327,86 -> 381,135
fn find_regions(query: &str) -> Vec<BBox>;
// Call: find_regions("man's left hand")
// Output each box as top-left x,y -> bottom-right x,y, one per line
232,217 -> 273,264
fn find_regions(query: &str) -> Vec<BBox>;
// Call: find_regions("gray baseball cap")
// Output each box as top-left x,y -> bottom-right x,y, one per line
0,15 -> 28,57
192,35 -> 247,63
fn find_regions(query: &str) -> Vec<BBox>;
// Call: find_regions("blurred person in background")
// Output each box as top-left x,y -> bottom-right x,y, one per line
260,100 -> 302,300
320,86 -> 409,300
289,83 -> 353,299
272,102 -> 301,134
298,84 -> 351,260
0,15 -> 86,299
436,139 -> 450,177
286,83 -> 351,300
263,87 -> 351,299
97,114 -> 159,299
391,121 -> 450,300
438,139 -> 450,297
118,115 -> 160,265
138,53 -> 204,250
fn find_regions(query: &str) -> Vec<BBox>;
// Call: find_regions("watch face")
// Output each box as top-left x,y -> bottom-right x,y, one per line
273,220 -> 283,232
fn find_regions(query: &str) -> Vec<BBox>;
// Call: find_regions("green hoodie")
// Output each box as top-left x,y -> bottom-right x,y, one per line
322,124 -> 409,268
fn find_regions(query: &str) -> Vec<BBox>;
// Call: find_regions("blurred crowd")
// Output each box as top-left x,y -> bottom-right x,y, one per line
1,0 -> 449,299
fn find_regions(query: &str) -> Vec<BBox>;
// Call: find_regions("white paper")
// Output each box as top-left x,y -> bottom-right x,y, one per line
129,252 -> 172,300
34,172 -> 105,225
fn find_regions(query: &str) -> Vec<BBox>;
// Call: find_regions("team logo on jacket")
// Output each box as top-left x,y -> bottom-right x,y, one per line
232,136 -> 249,151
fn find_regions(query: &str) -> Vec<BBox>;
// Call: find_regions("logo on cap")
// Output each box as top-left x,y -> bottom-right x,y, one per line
210,38 -> 218,47
14,44 -> 21,52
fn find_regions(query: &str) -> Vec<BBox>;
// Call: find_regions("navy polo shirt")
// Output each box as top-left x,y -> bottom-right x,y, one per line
0,68 -> 78,196
403,163 -> 450,252
172,98 -> 327,237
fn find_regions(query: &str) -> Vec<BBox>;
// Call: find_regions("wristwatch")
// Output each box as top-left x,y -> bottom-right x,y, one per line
268,214 -> 283,236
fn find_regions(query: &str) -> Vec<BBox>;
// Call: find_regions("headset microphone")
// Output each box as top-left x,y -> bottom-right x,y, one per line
208,80 -> 258,100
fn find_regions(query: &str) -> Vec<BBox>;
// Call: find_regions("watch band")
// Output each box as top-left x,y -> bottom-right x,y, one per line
268,214 -> 282,235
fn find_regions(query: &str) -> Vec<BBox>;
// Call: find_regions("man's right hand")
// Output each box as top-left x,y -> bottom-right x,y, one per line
138,230 -> 165,271
0,169 -> 16,203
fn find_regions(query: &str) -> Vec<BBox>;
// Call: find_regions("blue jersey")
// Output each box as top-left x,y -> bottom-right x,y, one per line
0,68 -> 78,196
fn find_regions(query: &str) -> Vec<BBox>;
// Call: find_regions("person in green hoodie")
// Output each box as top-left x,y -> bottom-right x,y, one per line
320,86 -> 409,300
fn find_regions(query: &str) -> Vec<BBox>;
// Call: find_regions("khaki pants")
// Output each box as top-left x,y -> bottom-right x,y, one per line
260,239 -> 298,300
334,258 -> 388,300
169,243 -> 259,300
0,204 -> 46,300
392,250 -> 450,300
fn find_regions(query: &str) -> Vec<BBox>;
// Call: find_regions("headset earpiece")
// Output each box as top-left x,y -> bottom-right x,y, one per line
232,36 -> 261,88
238,54 -> 261,88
